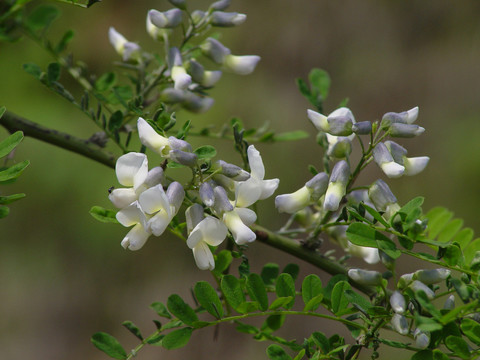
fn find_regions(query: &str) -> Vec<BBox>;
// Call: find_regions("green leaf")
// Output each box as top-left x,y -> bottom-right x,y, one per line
273,131 -> 309,142
150,301 -> 172,319
0,160 -> 29,181
443,243 -> 464,267
346,223 -> 377,247
311,331 -> 330,353
432,350 -> 450,360
0,193 -> 26,205
464,238 -> 480,264
415,315 -> 443,332
212,250 -> 233,276
414,290 -> 441,319
221,275 -> 245,311
167,294 -> 198,325
331,281 -> 351,314
122,321 -> 143,340
302,274 -> 322,306
108,111 -> 124,132
264,314 -> 285,331
376,238 -> 401,259
296,78 -> 311,99
378,338 -> 408,349
246,274 -> 269,311
266,344 -> 292,360
425,207 -> 453,239
25,5 -> 60,31
362,203 -> 390,227
161,327 -> 193,350
236,301 -> 259,314
454,228 -> 474,250
444,336 -> 470,359
269,297 -> 293,310
460,318 -> 480,345
261,263 -> 279,286
47,62 -> 60,83
194,145 -> 216,160
282,264 -> 300,280
303,295 -> 324,312
438,218 -> 463,243
89,206 -> 118,224
91,332 -> 127,359
23,63 -> 42,79
275,273 -> 296,309
397,196 -> 424,218
0,131 -> 23,158
194,281 -> 223,319
0,106 -> 5,118
55,29 -> 74,53
0,205 -> 10,218
293,349 -> 306,360
411,350 -> 433,360
343,289 -> 372,314
308,68 -> 330,101
96,72 -> 117,92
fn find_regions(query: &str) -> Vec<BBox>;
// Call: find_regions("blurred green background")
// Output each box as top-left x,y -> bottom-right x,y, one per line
1,0 -> 480,359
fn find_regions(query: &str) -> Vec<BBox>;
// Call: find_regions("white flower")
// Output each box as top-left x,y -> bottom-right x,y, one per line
275,186 -> 311,214
171,66 -> 192,90
109,152 -> 164,209
223,54 -> 260,75
403,156 -> 430,176
373,142 -> 405,178
187,216 -> 228,270
235,145 -> 279,208
138,182 -> 184,236
223,207 -> 257,245
116,201 -> 151,251
108,27 -> 140,62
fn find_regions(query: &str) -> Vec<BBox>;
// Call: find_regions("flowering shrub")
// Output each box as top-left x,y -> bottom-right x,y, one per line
1,1 -> 480,360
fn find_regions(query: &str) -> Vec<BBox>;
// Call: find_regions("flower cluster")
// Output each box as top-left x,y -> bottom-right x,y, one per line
275,106 -> 430,263
108,2 -> 259,114
109,117 -> 278,270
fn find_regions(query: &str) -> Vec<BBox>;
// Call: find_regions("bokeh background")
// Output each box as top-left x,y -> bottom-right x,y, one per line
2,0 -> 480,359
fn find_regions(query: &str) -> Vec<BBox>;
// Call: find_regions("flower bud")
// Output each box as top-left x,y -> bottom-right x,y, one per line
146,12 -> 172,40
144,167 -> 165,187
373,142 -> 405,178
384,141 -> 407,164
414,329 -> 430,349
414,269 -> 451,285
186,203 -> 204,233
108,27 -> 141,62
210,0 -> 231,11
201,38 -> 231,64
390,291 -> 406,314
324,160 -> 349,211
444,294 -> 455,310
200,182 -> 215,207
182,92 -> 215,113
410,280 -> 435,299
148,9 -> 183,29
191,10 -> 206,24
348,268 -> 383,286
213,186 -> 234,213
210,12 -> 246,27
368,179 -> 397,211
169,149 -> 198,167
305,172 -> 329,200
160,88 -> 186,103
307,109 -> 329,132
171,66 -> 192,90
275,186 -> 311,214
403,156 -> 430,176
352,121 -> 372,135
390,123 -> 425,138
168,136 -> 192,152
188,60 -> 222,87
166,181 -> 185,212
223,54 -> 260,75
391,314 -> 409,335
327,136 -> 352,159
327,115 -> 353,136
397,273 -> 414,289
214,160 -> 250,181
381,112 -> 408,129
347,244 -> 380,264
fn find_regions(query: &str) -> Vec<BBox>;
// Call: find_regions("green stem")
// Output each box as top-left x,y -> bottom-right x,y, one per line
0,111 -> 116,168
253,224 -> 376,297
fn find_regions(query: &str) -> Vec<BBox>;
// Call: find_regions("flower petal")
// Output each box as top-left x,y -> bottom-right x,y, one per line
234,207 -> 257,226
258,178 -> 280,200
146,210 -> 171,236
223,210 -> 256,245
115,152 -> 148,188
247,145 -> 265,179
138,184 -> 171,215
235,178 -> 262,208
192,242 -> 215,270
116,201 -> 147,227
275,186 -> 311,214
199,217 -> 228,246
109,188 -> 137,209
121,223 -> 150,250
137,117 -> 170,155
403,156 -> 429,176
